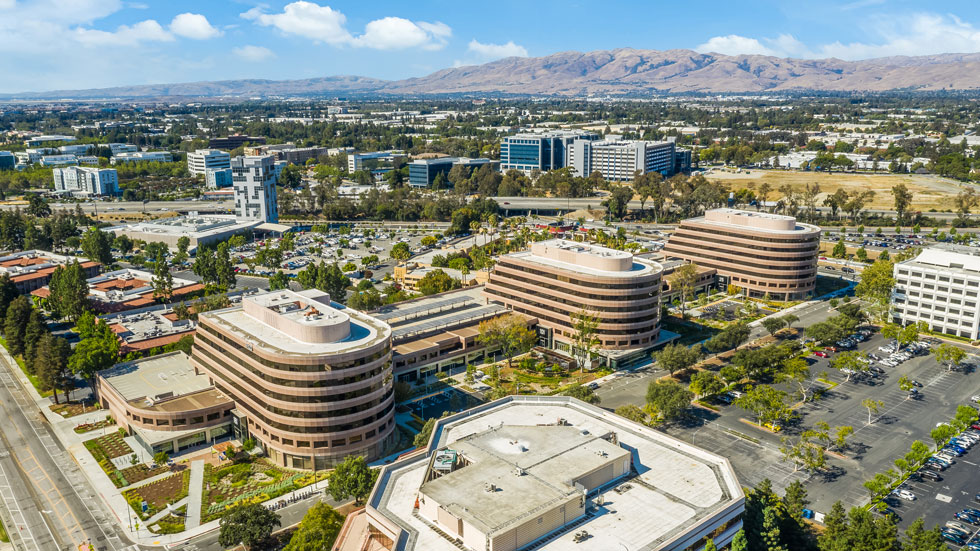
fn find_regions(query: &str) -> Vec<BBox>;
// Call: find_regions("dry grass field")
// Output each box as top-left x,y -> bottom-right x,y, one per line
706,169 -> 976,212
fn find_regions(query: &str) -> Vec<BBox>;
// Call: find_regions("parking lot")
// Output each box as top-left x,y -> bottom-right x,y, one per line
883,427 -> 980,548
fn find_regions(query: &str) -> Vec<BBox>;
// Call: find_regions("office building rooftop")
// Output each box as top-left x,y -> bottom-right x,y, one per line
901,244 -> 980,273
202,289 -> 391,356
505,239 -> 661,277
697,208 -> 816,234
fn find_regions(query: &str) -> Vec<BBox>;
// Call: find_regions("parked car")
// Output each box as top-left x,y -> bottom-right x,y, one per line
896,489 -> 916,501
814,351 -> 829,358
918,470 -> 941,481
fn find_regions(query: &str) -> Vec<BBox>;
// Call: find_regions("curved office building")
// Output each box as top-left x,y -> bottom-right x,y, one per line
484,239 -> 663,355
663,208 -> 821,301
191,289 -> 394,470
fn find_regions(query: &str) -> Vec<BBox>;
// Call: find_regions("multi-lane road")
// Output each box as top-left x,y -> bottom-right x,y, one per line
0,357 -> 135,551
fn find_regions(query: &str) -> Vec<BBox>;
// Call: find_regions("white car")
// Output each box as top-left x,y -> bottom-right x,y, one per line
896,489 -> 916,501
971,395 -> 980,403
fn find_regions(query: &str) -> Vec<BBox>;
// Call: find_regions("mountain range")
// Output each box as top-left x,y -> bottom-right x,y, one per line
7,48 -> 980,100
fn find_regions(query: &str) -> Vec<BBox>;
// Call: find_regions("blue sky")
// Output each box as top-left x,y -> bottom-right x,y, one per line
2,0 -> 980,93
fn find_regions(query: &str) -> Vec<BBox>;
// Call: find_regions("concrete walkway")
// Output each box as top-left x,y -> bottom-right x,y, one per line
143,496 -> 188,525
184,460 -> 204,529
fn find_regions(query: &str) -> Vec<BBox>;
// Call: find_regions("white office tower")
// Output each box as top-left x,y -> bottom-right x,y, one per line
231,155 -> 278,223
52,167 -> 119,196
187,149 -> 232,176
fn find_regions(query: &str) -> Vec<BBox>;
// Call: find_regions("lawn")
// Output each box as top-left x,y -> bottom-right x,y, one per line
150,505 -> 186,535
662,316 -> 721,346
0,516 -> 8,543
74,416 -> 116,434
0,336 -> 51,397
124,471 -> 191,520
118,463 -> 171,486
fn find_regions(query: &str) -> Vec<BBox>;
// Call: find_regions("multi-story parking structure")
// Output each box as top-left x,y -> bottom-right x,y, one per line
663,208 -> 820,301
191,289 -> 395,470
892,245 -> 980,340
484,239 -> 663,368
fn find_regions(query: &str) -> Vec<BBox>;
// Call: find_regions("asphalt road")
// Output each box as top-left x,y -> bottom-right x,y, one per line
0,363 -> 134,551
170,493 -> 351,551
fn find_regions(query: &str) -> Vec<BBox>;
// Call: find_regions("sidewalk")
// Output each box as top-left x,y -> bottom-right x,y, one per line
184,461 -> 204,529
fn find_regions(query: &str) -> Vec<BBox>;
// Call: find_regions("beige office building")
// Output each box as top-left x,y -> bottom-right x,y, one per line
484,240 -> 663,364
663,208 -> 821,301
191,289 -> 394,469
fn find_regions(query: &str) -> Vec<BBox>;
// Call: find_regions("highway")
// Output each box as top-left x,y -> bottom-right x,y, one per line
490,196 -> 968,221
0,360 -> 135,551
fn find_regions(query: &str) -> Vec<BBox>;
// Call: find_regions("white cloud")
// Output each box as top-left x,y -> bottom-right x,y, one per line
466,39 -> 528,59
233,45 -> 275,62
243,2 -> 451,50
74,19 -> 173,46
242,1 -> 351,45
695,35 -> 777,56
351,17 -> 450,50
0,0 -> 15,9
169,13 -> 221,40
695,12 -> 980,61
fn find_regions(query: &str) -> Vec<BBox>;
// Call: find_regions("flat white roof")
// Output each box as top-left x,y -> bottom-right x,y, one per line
904,245 -> 980,274
506,239 -> 662,279
369,397 -> 743,551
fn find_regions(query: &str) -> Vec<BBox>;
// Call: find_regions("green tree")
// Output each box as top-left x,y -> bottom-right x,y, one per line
390,242 -> 412,261
326,455 -> 378,505
730,530 -> 748,551
416,269 -> 461,296
930,423 -> 956,448
284,502 -> 345,551
153,451 -> 169,465
854,258 -> 894,321
645,379 -> 694,422
3,295 -> 33,357
414,418 -> 435,448
861,398 -> 884,425
0,274 -> 19,319
670,262 -> 701,319
689,370 -> 725,398
151,252 -> 173,302
113,234 -> 134,255
562,384 -> 600,404
931,343 -> 966,372
602,185 -> 633,219
831,239 -> 846,259
902,518 -> 946,551
68,323 -> 120,382
215,242 -> 237,290
572,309 -> 600,370
47,262 -> 89,321
33,333 -> 72,403
174,236 -> 190,264
614,404 -> 649,424
218,503 -> 281,551
830,351 -> 868,382
22,309 -> 45,369
818,501 -> 849,551
762,317 -> 787,337
268,271 -> 290,290
652,343 -> 701,377
891,183 -> 913,224
80,227 -> 113,265
735,385 -> 789,425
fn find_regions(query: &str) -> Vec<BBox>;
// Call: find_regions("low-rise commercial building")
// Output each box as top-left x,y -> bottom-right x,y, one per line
208,135 -> 266,150
33,268 -> 204,313
0,250 -> 101,294
663,208 -> 821,301
104,308 -> 197,355
25,134 -> 75,147
107,215 -> 260,250
187,149 -> 231,176
52,166 -> 119,196
370,286 -> 515,383
892,244 -> 980,340
485,239 -> 663,368
40,154 -> 81,167
392,265 -> 488,291
111,151 -> 173,164
96,352 -> 235,457
341,396 -> 744,551
191,289 -> 395,469
347,150 -> 407,175
408,157 -> 492,188
205,167 -> 233,189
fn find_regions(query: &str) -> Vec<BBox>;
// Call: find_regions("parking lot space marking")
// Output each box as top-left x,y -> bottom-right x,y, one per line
936,494 -> 953,502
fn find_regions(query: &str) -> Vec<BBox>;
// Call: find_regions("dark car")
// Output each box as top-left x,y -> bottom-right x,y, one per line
942,531 -> 965,545
954,512 -> 980,525
919,470 -> 942,481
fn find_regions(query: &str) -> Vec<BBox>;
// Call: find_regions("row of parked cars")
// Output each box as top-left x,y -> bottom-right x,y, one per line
926,424 -> 980,547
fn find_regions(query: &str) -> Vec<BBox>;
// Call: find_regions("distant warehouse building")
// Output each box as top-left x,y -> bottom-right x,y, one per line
408,157 -> 493,188
499,130 -> 599,175
663,208 -> 820,301
892,244 -> 980,340
111,151 -> 172,164
569,138 -> 689,181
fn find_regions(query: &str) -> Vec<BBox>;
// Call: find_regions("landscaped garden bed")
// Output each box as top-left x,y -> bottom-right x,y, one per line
118,463 -> 170,486
50,400 -> 101,419
84,430 -> 138,487
124,471 -> 191,520
150,505 -> 186,534
201,458 -> 325,523
73,415 -> 115,434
